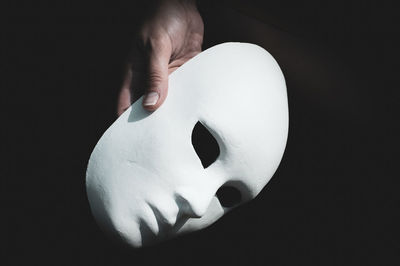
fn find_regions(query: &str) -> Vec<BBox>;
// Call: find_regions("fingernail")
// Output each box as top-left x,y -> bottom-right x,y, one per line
143,91 -> 159,106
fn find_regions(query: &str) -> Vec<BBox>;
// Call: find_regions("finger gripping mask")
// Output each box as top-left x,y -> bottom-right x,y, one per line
86,42 -> 289,248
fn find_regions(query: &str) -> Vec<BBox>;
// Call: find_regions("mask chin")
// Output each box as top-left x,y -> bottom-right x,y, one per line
86,42 -> 289,248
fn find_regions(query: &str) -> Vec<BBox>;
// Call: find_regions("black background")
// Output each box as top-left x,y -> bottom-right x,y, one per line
5,1 -> 400,265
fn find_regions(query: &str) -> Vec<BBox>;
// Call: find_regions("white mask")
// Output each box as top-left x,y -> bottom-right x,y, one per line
86,42 -> 289,248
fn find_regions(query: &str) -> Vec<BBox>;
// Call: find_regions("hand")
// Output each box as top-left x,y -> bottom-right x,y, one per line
117,0 -> 204,115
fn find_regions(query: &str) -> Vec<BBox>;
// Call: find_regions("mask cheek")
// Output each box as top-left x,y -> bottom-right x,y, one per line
87,190 -> 143,247
107,191 -> 166,248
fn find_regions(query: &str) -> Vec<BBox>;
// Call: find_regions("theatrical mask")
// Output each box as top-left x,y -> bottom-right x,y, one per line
86,43 -> 289,247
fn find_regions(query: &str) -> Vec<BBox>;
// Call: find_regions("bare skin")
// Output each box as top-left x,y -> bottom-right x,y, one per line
118,1 -> 357,117
117,0 -> 203,115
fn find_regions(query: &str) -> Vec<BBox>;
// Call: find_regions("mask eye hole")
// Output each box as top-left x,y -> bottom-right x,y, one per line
191,121 -> 220,168
216,185 -> 242,208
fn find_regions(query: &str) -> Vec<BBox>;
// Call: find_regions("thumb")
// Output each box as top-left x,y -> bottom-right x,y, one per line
143,38 -> 172,111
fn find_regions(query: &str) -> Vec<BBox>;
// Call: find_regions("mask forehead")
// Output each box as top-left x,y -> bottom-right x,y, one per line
166,42 -> 288,195
86,42 -> 288,247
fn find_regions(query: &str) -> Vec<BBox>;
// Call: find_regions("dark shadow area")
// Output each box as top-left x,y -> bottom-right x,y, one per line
138,217 -> 157,247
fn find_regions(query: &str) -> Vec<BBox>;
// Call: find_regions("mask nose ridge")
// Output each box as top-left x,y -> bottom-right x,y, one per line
174,185 -> 217,218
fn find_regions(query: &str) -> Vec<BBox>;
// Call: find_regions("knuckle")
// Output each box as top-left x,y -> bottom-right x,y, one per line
148,34 -> 169,50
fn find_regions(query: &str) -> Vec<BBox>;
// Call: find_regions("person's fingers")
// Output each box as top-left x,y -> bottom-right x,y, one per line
142,37 -> 172,111
168,51 -> 201,73
117,64 -> 133,116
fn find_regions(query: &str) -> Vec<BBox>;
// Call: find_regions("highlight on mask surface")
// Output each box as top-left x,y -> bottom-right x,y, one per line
86,42 -> 289,248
